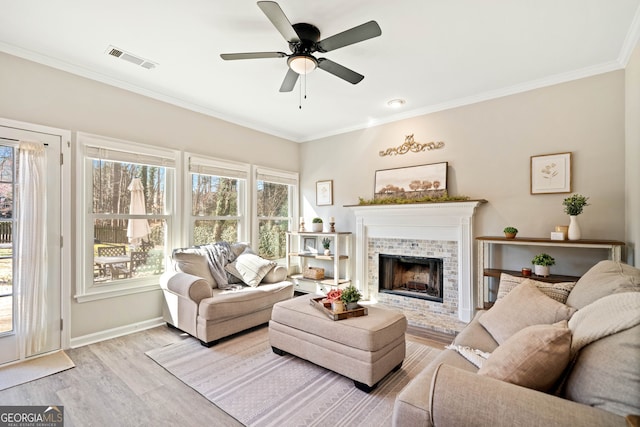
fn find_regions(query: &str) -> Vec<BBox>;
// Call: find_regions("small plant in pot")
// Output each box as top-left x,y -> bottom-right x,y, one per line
503,226 -> 518,239
341,285 -> 362,311
531,253 -> 555,277
311,217 -> 323,232
321,237 -> 331,255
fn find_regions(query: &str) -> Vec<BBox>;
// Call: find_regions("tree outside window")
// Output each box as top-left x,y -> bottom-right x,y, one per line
191,174 -> 242,245
256,180 -> 291,260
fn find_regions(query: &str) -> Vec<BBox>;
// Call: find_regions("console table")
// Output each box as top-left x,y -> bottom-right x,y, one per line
476,236 -> 625,309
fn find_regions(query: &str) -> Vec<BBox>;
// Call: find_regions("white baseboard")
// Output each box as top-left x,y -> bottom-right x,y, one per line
69,317 -> 165,349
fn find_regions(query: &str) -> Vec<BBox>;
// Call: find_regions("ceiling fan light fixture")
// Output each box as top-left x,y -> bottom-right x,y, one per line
387,98 -> 406,108
288,55 -> 317,75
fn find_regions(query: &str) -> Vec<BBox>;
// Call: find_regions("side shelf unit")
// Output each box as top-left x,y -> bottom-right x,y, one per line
286,231 -> 352,295
476,236 -> 624,309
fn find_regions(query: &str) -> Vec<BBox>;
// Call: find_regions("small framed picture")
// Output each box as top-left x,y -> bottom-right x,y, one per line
316,180 -> 333,206
530,152 -> 572,194
303,237 -> 317,254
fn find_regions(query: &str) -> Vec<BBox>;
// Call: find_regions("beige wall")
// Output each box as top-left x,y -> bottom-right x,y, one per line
301,71 -> 629,273
0,52 -> 300,341
626,42 -> 640,266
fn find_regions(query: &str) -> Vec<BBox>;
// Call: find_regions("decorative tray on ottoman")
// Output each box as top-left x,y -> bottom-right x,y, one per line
310,296 -> 368,321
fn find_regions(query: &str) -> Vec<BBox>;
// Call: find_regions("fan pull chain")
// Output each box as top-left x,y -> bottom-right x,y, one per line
299,70 -> 309,110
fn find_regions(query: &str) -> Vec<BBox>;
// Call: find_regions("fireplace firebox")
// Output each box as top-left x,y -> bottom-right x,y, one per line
378,254 -> 444,302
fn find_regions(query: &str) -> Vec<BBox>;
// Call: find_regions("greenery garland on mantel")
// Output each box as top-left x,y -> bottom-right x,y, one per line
345,194 -> 487,207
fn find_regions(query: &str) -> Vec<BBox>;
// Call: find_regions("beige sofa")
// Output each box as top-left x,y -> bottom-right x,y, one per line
160,242 -> 294,346
392,260 -> 640,427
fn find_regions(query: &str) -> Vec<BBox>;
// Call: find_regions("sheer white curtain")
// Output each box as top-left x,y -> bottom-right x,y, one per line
16,141 -> 48,357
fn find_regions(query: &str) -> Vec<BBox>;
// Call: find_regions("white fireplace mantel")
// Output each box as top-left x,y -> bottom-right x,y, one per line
349,201 -> 485,323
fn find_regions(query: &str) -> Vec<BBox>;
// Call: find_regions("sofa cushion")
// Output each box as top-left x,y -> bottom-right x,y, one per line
262,265 -> 288,283
478,321 -> 571,392
198,281 -> 293,322
497,273 -> 576,303
566,260 -> 640,309
225,253 -> 276,287
172,248 -> 216,287
563,323 -> 640,417
479,280 -> 576,344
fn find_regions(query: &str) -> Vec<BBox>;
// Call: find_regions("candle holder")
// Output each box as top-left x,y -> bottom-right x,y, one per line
299,218 -> 306,232
329,221 -> 336,232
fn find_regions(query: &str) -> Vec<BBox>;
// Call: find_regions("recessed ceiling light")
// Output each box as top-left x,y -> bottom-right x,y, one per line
387,99 -> 406,108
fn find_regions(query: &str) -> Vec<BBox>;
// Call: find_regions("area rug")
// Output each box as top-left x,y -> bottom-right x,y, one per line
146,326 -> 441,427
0,350 -> 75,391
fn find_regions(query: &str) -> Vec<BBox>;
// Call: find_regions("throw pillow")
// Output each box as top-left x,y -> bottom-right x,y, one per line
479,279 -> 576,344
497,273 -> 576,303
225,253 -> 276,287
172,249 -> 216,287
478,321 -> 571,392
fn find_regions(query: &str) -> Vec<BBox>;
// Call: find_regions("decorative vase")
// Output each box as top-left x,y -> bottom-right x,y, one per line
331,300 -> 344,313
346,302 -> 359,311
568,215 -> 581,240
504,232 -> 517,239
324,249 -> 330,255
534,265 -> 550,277
311,223 -> 323,232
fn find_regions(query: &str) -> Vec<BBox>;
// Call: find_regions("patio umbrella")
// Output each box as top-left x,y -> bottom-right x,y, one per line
127,177 -> 151,246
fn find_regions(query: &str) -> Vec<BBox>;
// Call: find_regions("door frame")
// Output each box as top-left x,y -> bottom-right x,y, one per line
0,117 -> 71,353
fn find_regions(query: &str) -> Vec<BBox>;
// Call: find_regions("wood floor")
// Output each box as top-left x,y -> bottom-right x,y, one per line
0,324 -> 452,427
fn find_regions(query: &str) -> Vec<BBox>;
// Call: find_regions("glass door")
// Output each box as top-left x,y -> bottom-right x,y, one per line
0,123 -> 62,365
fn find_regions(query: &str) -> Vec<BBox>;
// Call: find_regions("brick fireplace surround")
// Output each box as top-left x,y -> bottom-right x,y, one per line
350,201 -> 484,334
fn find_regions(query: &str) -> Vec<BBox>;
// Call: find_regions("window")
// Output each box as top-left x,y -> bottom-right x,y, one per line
0,145 -> 14,334
253,167 -> 298,261
187,155 -> 249,246
76,133 -> 178,301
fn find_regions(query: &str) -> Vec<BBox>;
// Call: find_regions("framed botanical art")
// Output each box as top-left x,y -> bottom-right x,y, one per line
530,152 -> 572,194
374,162 -> 448,200
316,180 -> 333,206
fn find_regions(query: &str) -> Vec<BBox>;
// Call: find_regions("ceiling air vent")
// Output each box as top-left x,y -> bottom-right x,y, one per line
106,45 -> 157,70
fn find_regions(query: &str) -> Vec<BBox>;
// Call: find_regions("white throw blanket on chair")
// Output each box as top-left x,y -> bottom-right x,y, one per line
568,291 -> 640,357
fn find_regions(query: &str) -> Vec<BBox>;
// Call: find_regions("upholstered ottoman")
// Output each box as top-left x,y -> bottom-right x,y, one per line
269,294 -> 407,392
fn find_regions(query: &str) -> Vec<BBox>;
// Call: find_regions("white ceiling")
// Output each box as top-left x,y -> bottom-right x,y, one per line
1,1 -> 639,142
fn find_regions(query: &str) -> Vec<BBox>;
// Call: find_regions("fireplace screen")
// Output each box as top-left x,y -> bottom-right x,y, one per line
378,254 -> 444,302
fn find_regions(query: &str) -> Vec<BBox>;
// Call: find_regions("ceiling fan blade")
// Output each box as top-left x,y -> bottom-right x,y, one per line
220,52 -> 287,60
279,68 -> 299,92
257,1 -> 300,43
317,21 -> 381,52
317,58 -> 364,84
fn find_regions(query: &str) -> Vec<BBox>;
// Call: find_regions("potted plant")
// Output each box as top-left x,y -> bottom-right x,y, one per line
503,226 -> 518,239
341,285 -> 362,311
531,253 -> 555,277
311,217 -> 323,232
562,194 -> 589,240
321,237 -> 331,255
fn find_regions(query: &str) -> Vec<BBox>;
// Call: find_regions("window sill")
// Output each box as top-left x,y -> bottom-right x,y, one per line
74,281 -> 160,303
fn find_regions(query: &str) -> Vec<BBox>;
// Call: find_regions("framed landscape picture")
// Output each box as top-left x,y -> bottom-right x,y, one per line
374,162 -> 448,200
530,152 -> 572,194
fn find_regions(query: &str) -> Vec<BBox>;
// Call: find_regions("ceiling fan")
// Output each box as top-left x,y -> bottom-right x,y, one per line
220,1 -> 382,92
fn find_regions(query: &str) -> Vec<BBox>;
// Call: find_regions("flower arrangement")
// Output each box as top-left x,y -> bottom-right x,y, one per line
563,194 -> 589,216
322,238 -> 331,249
312,217 -> 323,223
325,289 -> 342,302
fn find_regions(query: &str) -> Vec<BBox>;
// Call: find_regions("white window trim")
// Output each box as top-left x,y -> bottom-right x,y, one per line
251,165 -> 299,254
184,153 -> 250,246
75,132 -> 180,302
